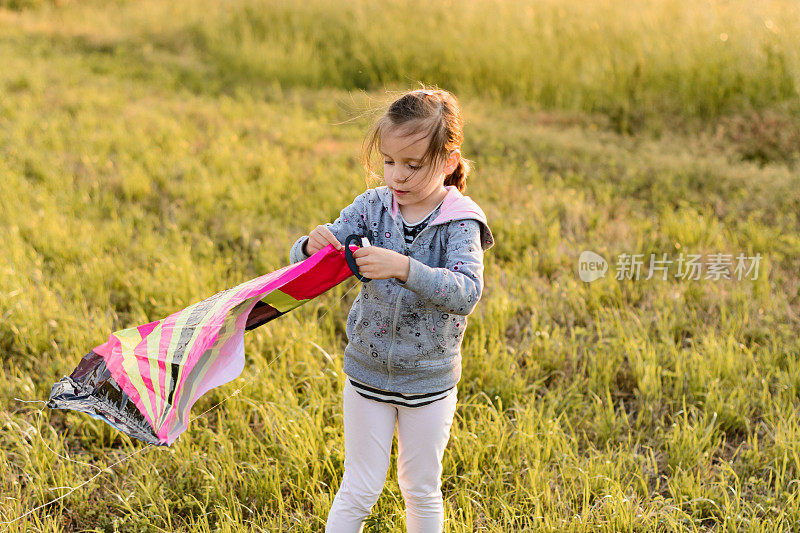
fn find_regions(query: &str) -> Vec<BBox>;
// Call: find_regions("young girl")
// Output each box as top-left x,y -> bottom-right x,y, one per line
288,88 -> 494,533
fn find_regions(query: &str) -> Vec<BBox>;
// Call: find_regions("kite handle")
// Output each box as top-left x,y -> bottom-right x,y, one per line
344,234 -> 371,282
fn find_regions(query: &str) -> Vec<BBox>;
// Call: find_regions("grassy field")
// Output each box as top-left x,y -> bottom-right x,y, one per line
1,0 -> 800,531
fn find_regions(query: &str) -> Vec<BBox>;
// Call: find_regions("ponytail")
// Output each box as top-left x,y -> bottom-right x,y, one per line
444,157 -> 470,192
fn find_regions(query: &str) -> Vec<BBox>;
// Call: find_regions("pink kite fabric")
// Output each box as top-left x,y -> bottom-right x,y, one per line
48,244 -> 356,445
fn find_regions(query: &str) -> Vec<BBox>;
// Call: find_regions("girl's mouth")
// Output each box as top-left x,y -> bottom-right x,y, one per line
392,188 -> 408,196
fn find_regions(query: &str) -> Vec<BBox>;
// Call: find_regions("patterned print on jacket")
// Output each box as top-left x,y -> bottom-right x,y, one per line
288,185 -> 494,395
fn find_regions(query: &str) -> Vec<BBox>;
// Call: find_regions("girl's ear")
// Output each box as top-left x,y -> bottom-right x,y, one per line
444,149 -> 461,175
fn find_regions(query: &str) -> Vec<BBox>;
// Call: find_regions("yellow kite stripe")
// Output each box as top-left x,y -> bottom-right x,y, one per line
115,326 -> 158,425
261,290 -> 309,313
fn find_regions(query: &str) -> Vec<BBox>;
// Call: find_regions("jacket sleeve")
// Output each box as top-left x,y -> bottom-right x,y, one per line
289,191 -> 371,264
397,219 -> 486,315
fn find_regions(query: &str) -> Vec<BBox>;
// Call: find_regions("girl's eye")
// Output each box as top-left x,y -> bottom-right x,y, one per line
408,165 -> 420,170
384,160 -> 393,165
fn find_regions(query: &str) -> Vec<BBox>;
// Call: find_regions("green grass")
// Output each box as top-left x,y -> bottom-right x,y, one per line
3,0 -> 800,132
1,0 -> 800,531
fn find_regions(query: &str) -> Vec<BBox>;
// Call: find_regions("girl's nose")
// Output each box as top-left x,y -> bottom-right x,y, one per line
389,171 -> 406,185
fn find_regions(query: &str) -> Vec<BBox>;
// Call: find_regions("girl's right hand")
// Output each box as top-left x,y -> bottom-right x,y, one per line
304,225 -> 345,255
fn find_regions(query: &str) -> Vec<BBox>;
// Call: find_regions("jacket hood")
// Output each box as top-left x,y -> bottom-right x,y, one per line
376,185 -> 494,251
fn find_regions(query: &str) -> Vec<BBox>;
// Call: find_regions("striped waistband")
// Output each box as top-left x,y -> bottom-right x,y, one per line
348,378 -> 455,407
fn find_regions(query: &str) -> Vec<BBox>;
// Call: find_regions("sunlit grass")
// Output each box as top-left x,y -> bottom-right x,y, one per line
1,0 -> 800,531
2,0 -> 799,130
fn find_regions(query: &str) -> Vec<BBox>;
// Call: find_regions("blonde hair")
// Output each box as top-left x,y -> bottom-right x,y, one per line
361,86 -> 471,192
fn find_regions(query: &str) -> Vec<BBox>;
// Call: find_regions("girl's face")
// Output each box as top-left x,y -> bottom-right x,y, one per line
380,125 -> 458,208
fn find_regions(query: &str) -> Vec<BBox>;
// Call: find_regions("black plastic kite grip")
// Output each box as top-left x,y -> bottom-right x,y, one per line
344,234 -> 371,282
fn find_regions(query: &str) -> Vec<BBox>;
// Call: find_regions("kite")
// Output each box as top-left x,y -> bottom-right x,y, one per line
47,237 -> 368,446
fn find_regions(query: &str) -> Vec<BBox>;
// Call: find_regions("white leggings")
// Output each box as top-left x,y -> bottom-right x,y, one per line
325,379 -> 458,533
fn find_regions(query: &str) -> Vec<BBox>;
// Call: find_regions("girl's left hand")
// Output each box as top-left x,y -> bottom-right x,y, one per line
352,246 -> 410,282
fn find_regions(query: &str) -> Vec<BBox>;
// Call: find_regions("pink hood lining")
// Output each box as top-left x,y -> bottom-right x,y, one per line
384,185 -> 488,225
378,185 -> 494,251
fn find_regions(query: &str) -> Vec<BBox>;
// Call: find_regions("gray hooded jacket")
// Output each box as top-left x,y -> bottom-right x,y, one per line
289,185 -> 494,394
